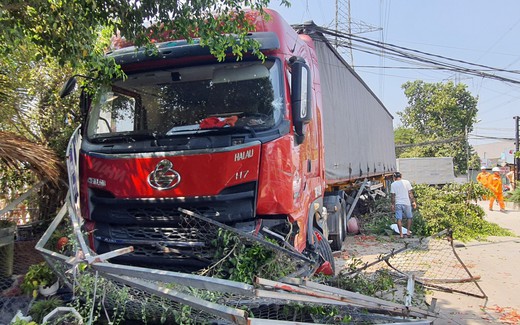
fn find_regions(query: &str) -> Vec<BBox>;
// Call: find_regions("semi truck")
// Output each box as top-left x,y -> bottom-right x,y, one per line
60,9 -> 396,275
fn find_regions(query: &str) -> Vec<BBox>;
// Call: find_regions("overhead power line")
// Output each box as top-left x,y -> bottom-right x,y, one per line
294,24 -> 520,86
396,134 -> 515,149
395,136 -> 464,148
469,134 -> 516,141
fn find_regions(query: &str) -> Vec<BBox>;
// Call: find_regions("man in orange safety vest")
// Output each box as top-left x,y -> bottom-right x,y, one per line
476,166 -> 490,187
476,166 -> 491,200
488,167 -> 506,212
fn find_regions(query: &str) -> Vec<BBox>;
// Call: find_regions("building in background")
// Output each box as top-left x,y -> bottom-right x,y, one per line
473,140 -> 516,168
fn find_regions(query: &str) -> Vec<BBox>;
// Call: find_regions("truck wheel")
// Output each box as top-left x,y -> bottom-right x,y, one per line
313,228 -> 336,275
329,203 -> 345,251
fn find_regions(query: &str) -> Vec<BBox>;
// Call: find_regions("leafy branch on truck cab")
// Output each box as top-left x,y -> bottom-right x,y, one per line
1,0 -> 291,69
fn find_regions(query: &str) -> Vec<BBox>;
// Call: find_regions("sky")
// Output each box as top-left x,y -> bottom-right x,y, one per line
270,0 -> 520,146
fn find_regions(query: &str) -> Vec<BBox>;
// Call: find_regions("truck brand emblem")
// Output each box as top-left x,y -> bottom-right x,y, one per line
148,159 -> 181,190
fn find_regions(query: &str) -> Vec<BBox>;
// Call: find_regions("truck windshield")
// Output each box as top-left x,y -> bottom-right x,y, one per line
86,60 -> 283,142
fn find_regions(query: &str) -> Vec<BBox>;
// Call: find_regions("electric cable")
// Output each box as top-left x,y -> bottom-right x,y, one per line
294,24 -> 520,85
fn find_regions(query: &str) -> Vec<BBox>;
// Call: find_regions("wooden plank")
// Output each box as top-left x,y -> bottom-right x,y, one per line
93,246 -> 134,262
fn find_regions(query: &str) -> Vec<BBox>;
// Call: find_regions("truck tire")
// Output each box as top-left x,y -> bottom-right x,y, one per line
329,202 -> 346,251
313,228 -> 336,274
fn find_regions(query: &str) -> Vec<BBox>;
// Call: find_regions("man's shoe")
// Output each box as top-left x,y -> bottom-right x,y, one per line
500,209 -> 506,212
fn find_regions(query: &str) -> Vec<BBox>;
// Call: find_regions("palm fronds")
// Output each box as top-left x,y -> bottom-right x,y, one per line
0,131 -> 62,184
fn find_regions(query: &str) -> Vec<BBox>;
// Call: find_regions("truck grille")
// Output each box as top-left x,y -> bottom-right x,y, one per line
110,225 -> 206,242
96,241 -> 213,272
90,187 -> 255,225
94,218 -> 217,271
88,183 -> 257,270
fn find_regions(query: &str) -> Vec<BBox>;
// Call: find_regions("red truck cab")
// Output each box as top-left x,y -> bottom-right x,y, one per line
64,10 -> 334,273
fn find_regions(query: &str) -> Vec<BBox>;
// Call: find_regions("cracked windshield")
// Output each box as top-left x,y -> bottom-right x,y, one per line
86,60 -> 283,141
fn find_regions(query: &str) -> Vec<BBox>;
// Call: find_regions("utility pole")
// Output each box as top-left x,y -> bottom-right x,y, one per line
465,125 -> 470,182
334,0 -> 382,67
335,0 -> 353,65
515,116 -> 520,183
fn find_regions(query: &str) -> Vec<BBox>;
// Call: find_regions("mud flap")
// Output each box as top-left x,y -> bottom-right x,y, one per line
315,261 -> 334,275
312,228 -> 335,275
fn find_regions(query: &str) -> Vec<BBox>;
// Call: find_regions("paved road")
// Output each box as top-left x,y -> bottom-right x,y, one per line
431,201 -> 520,324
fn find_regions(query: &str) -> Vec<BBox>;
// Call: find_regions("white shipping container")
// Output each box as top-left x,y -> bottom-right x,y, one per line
396,157 -> 455,185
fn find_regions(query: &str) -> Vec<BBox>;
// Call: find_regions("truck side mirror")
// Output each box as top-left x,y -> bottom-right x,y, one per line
60,74 -> 95,123
59,74 -> 96,98
59,77 -> 77,98
289,56 -> 312,145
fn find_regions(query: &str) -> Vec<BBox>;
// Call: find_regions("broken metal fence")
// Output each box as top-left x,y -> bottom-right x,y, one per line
385,231 -> 486,299
27,198 -> 435,324
1,186 -> 456,324
342,230 -> 487,300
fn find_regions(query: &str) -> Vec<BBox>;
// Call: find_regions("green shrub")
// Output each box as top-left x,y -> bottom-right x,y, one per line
413,183 -> 514,241
206,229 -> 292,284
358,196 -> 393,235
29,296 -> 63,323
362,183 -> 514,242
359,195 -> 427,237
10,318 -> 37,325
21,262 -> 58,298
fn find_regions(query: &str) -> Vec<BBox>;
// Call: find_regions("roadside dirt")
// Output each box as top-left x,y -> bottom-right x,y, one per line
334,201 -> 520,325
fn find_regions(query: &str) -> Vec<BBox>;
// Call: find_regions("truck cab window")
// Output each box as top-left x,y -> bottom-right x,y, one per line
87,89 -> 139,136
86,60 -> 283,142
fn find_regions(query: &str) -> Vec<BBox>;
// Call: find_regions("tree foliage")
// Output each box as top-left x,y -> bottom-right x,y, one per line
1,0 -> 290,67
0,45 -> 75,218
0,1 -> 290,216
396,80 -> 479,174
394,127 -> 425,157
